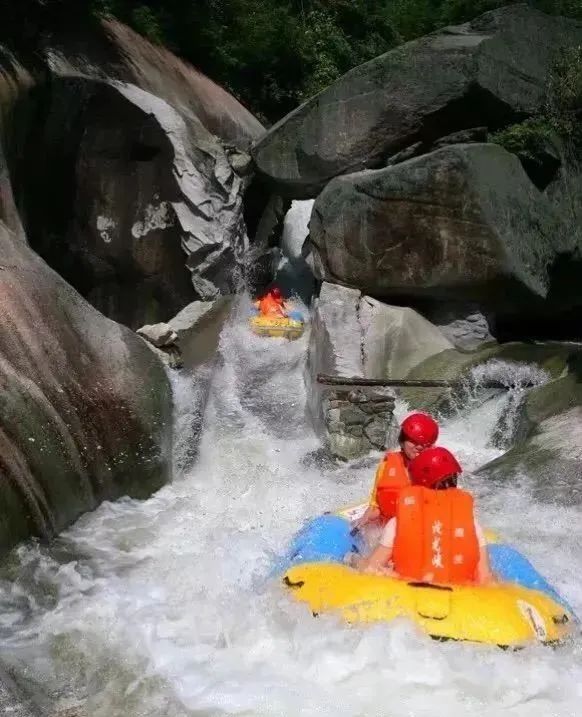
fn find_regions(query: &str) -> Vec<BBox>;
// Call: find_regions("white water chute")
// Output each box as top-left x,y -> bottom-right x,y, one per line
0,307 -> 580,716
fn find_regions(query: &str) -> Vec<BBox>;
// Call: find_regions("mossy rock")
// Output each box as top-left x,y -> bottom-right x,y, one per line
400,341 -> 575,413
477,350 -> 582,499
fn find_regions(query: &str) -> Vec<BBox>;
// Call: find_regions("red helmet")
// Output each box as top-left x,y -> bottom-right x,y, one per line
400,412 -> 439,446
271,287 -> 282,300
409,447 -> 462,489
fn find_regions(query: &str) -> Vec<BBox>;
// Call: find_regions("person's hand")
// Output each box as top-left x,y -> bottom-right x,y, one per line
345,553 -> 364,570
363,563 -> 395,577
353,505 -> 380,530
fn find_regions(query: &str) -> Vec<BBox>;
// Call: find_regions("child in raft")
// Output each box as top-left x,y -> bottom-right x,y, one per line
254,286 -> 290,317
355,412 -> 439,529
354,447 -> 494,586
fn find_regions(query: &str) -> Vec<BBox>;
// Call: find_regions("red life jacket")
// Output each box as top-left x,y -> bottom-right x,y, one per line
258,293 -> 286,317
372,451 -> 410,520
392,486 -> 480,585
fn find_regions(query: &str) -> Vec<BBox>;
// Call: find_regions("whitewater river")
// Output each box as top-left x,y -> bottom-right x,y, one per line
0,301 -> 581,717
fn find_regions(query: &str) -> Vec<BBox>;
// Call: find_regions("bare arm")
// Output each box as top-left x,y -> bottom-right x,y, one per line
353,460 -> 385,529
353,504 -> 380,529
477,545 -> 494,584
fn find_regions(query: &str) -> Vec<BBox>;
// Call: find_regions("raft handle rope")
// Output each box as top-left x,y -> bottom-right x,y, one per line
408,582 -> 453,592
283,576 -> 305,589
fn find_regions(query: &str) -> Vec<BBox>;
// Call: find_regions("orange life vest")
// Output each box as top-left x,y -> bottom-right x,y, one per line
257,294 -> 286,317
392,486 -> 479,585
370,451 -> 410,519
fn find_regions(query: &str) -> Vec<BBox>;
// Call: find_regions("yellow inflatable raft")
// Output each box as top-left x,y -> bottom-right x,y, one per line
249,314 -> 304,340
280,503 -> 576,647
283,563 -> 574,647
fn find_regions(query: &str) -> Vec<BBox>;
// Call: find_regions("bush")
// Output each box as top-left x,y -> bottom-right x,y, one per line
491,44 -> 582,161
130,6 -> 166,44
6,0 -> 582,123
491,118 -> 557,160
545,45 -> 582,143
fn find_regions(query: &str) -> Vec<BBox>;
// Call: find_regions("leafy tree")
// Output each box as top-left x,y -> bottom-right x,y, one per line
4,0 -> 582,122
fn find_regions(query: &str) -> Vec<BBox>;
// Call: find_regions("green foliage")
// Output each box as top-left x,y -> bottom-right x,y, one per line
299,1 -> 398,100
5,0 -> 582,124
534,0 -> 582,20
193,0 -> 309,121
130,6 -> 166,44
96,0 -> 582,123
545,45 -> 582,142
491,45 -> 582,158
439,0 -> 517,24
385,0 -> 445,39
491,118 -> 556,160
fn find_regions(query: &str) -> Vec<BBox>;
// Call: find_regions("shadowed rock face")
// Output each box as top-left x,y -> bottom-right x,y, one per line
18,78 -> 194,329
252,5 -> 582,198
0,63 -> 172,555
17,76 -> 247,328
307,144 -> 567,314
3,19 -> 264,329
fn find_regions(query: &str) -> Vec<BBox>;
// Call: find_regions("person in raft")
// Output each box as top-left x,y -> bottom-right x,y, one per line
355,412 -> 439,529
254,287 -> 289,318
358,447 -> 493,585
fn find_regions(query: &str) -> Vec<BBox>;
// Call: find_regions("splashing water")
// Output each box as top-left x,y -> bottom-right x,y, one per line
0,304 -> 581,717
470,359 -> 551,391
470,360 -> 551,449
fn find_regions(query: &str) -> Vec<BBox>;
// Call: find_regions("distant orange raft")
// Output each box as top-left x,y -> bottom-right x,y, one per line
249,314 -> 304,340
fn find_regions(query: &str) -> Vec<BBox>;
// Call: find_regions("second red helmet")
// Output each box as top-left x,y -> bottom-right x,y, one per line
409,447 -> 462,489
400,412 -> 439,446
271,287 -> 282,300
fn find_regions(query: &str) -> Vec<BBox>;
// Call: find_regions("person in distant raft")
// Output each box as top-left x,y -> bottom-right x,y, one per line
358,447 -> 493,585
355,412 -> 439,529
254,287 -> 289,318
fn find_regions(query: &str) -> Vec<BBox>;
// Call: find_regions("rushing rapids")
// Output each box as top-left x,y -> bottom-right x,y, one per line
0,300 -> 581,717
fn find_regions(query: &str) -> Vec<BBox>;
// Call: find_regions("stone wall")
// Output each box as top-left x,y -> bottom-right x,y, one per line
322,387 -> 396,460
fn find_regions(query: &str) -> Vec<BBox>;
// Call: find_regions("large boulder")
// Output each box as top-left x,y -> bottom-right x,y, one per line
167,297 -> 233,369
3,20 -> 264,328
252,5 -> 582,198
137,296 -> 233,369
429,304 -> 495,351
359,297 -> 453,378
307,144 -> 568,315
0,144 -> 172,553
308,283 -> 363,383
